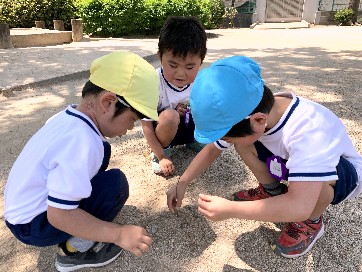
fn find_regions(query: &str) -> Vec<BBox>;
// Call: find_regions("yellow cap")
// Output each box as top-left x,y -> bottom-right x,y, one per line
90,51 -> 159,120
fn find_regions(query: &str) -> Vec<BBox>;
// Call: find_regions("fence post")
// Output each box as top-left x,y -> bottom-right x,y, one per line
53,20 -> 65,31
71,19 -> 83,42
0,23 -> 13,49
35,20 -> 46,28
314,11 -> 321,25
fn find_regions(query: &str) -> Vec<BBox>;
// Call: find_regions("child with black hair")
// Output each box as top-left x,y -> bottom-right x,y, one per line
4,51 -> 159,271
141,16 -> 207,176
166,55 -> 362,258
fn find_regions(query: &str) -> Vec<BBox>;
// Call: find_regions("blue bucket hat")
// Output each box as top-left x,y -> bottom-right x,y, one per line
190,56 -> 264,144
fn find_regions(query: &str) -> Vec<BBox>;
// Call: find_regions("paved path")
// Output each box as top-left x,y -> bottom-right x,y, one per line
0,37 -> 159,91
1,25 -> 361,93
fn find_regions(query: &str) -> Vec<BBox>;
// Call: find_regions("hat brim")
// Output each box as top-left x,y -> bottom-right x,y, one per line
126,98 -> 159,121
194,126 -> 231,144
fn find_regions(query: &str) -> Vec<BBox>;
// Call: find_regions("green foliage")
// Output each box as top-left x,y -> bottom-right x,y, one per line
79,0 -> 146,36
78,0 -> 225,37
0,0 -> 225,35
142,0 -> 168,34
334,8 -> 355,26
0,0 -> 78,29
0,0 -> 41,27
223,6 -> 238,27
197,0 -> 225,29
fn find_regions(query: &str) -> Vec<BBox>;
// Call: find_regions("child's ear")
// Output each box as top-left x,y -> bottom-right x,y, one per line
99,92 -> 117,113
250,112 -> 268,132
157,51 -> 162,61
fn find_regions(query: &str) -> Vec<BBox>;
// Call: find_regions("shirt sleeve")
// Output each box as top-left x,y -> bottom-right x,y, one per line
214,140 -> 232,151
285,117 -> 342,182
45,130 -> 103,209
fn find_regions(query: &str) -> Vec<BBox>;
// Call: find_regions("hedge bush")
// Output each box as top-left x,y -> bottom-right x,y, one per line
78,0 -> 225,36
334,8 -> 355,26
0,0 -> 78,30
0,0 -> 225,35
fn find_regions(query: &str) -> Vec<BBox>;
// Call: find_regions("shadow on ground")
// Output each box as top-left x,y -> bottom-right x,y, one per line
0,40 -> 361,271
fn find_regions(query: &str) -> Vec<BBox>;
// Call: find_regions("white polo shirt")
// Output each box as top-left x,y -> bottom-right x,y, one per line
143,67 -> 192,124
4,105 -> 106,224
214,92 -> 362,200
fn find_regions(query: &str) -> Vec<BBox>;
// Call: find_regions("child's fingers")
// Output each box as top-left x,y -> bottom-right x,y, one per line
198,195 -> 210,210
167,197 -> 177,212
166,185 -> 179,212
198,206 -> 207,217
198,193 -> 212,202
142,231 -> 152,246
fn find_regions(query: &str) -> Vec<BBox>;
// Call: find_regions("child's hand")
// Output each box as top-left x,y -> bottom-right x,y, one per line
116,225 -> 152,256
197,194 -> 232,221
166,182 -> 187,212
175,103 -> 187,117
159,157 -> 175,176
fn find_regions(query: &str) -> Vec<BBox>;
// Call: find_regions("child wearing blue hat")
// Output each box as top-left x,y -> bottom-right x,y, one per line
4,51 -> 158,271
141,16 -> 207,176
166,55 -> 362,258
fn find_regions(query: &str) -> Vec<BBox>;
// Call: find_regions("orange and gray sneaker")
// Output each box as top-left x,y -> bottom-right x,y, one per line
272,216 -> 325,258
232,183 -> 288,201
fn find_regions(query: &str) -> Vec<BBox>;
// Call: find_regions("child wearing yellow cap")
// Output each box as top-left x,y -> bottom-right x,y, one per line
141,16 -> 207,176
4,51 -> 159,271
167,55 -> 362,259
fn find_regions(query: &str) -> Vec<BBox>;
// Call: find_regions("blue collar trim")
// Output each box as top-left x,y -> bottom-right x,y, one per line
65,109 -> 99,136
266,97 -> 300,136
161,68 -> 190,92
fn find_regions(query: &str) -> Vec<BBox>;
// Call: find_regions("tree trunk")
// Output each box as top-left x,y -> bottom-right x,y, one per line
349,0 -> 360,23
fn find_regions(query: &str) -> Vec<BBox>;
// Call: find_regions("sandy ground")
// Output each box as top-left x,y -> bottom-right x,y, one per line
0,26 -> 362,272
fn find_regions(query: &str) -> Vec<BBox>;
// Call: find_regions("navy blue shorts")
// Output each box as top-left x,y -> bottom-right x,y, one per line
153,111 -> 196,147
332,156 -> 358,205
6,168 -> 129,247
254,141 -> 358,205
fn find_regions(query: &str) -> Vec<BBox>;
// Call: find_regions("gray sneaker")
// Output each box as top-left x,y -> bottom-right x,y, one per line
186,141 -> 206,153
151,147 -> 173,174
55,242 -> 123,272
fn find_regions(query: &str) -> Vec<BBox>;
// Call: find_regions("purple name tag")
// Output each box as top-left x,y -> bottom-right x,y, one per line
266,155 -> 287,181
185,107 -> 190,126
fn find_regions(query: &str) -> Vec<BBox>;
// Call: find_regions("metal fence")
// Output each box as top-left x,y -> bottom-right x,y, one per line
235,0 -> 256,13
318,0 -> 362,11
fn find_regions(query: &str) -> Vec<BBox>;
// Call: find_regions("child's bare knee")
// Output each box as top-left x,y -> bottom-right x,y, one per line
159,109 -> 180,127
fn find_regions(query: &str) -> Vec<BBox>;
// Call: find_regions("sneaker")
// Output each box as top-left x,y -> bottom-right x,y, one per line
186,141 -> 206,153
232,183 -> 288,201
273,217 -> 324,258
55,242 -> 123,272
151,147 -> 173,174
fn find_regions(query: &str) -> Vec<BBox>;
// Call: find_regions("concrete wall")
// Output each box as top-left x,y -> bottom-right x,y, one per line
10,31 -> 72,48
255,0 -> 320,23
303,0 -> 320,22
256,0 -> 266,23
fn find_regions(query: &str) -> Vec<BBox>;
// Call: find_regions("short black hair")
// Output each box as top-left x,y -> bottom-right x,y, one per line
224,85 -> 275,137
158,16 -> 207,61
81,80 -> 146,119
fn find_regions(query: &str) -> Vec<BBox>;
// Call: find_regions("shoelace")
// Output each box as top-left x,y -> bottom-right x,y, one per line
285,221 -> 317,240
247,186 -> 264,197
285,222 -> 303,240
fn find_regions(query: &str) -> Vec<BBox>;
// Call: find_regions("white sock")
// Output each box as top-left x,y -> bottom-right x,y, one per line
68,237 -> 95,253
